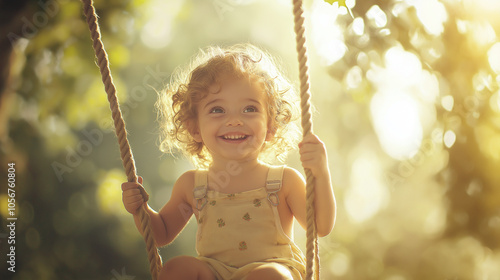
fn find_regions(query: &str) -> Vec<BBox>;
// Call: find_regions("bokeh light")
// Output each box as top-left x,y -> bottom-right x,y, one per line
311,0 -> 347,65
488,43 -> 500,73
366,5 -> 387,29
407,0 -> 448,36
371,91 -> 423,160
96,169 -> 128,216
140,0 -> 183,49
3,0 -> 500,279
345,150 -> 388,223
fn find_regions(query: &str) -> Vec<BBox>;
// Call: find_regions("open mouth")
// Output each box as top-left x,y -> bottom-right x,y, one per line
220,134 -> 249,141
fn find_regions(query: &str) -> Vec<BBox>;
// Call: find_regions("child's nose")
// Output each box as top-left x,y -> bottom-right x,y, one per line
226,115 -> 243,126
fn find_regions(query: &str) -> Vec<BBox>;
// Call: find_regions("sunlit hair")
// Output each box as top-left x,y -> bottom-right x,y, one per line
156,44 -> 300,168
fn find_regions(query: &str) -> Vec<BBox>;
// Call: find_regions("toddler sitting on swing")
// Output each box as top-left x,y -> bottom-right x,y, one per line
121,44 -> 336,280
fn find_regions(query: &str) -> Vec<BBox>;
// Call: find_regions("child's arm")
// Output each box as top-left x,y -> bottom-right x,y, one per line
122,171 -> 195,247
285,133 -> 336,237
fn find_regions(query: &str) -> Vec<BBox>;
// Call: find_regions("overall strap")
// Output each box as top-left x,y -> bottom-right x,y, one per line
266,165 -> 285,206
193,170 -> 208,211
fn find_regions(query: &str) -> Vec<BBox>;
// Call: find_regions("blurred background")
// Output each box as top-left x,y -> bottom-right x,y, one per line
1,0 -> 500,279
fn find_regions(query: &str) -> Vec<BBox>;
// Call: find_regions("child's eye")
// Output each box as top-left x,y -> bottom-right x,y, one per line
209,107 -> 224,114
243,106 -> 258,113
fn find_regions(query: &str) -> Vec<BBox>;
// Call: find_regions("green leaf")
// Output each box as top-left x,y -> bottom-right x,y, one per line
324,0 -> 353,17
324,0 -> 347,8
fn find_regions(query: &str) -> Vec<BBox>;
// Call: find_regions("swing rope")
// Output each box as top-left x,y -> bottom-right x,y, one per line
81,0 -> 319,279
80,0 -> 162,279
292,0 -> 320,279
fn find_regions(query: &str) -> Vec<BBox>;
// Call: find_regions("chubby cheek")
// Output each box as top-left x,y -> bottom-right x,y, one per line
197,116 -> 221,140
253,117 -> 271,140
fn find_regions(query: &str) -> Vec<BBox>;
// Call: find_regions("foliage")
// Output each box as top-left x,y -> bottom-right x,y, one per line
324,0 -> 353,17
325,0 -> 347,6
1,0 -> 500,279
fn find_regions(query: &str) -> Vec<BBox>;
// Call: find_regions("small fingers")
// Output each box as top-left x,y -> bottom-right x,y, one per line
299,143 -> 317,154
125,201 -> 145,214
299,133 -> 321,146
123,188 -> 141,196
123,194 -> 145,213
122,182 -> 141,191
300,155 -> 322,167
124,193 -> 143,202
299,136 -> 324,151
121,176 -> 144,191
300,153 -> 315,161
122,183 -> 147,202
121,177 -> 147,215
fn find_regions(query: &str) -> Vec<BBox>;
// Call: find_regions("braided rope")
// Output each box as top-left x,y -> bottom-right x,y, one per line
81,1 -> 317,279
80,1 -> 162,279
292,0 -> 320,279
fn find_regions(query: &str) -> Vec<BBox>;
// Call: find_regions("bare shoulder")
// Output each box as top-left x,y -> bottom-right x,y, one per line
176,169 -> 196,186
171,170 -> 197,201
282,166 -> 306,195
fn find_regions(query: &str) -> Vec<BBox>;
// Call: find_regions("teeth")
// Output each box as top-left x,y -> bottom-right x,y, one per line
223,135 -> 246,140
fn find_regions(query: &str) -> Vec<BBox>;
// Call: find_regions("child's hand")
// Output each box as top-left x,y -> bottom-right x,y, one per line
298,133 -> 329,178
122,176 -> 147,215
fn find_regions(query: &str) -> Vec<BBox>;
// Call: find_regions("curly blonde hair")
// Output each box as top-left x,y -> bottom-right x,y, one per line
156,44 -> 300,168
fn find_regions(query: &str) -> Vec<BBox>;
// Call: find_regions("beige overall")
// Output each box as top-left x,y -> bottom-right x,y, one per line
193,166 -> 306,280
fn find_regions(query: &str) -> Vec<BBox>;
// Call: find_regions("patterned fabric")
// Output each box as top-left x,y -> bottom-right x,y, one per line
194,166 -> 306,280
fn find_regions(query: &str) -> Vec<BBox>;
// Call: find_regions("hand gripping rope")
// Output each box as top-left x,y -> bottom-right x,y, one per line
292,1 -> 320,278
81,0 -> 319,278
80,1 -> 162,279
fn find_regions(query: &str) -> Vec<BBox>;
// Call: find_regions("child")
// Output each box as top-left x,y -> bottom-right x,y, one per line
122,44 -> 336,280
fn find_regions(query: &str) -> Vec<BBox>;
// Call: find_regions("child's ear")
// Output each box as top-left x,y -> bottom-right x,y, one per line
188,120 -> 203,143
192,130 -> 202,143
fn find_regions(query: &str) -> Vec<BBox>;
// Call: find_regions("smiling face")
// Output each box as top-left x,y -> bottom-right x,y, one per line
191,78 -> 273,164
